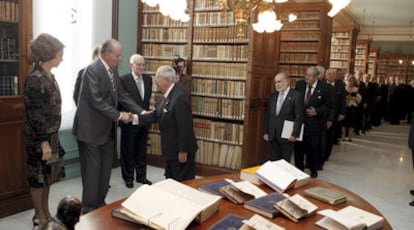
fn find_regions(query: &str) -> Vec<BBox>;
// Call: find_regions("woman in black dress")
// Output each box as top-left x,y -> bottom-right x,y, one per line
24,33 -> 65,226
341,76 -> 361,142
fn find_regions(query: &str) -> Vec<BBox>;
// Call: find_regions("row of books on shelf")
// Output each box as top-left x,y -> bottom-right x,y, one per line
332,32 -> 351,38
142,13 -> 189,27
0,0 -> 18,22
281,11 -> 321,21
331,44 -> 350,53
282,21 -> 320,30
280,41 -> 319,51
195,141 -> 242,169
193,118 -> 244,145
0,37 -> 18,60
193,0 -> 221,11
142,28 -> 187,42
193,26 -> 248,43
192,96 -> 245,120
331,38 -> 351,45
279,53 -> 318,63
0,75 -> 18,96
192,44 -> 248,61
192,62 -> 248,79
330,52 -> 350,60
191,78 -> 245,98
329,61 -> 348,68
354,60 -> 366,66
148,133 -> 242,169
142,44 -> 186,59
193,11 -> 235,27
278,64 -> 308,76
145,59 -> 174,73
280,31 -> 321,41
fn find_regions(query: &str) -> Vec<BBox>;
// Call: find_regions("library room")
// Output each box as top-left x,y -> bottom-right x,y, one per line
0,0 -> 413,229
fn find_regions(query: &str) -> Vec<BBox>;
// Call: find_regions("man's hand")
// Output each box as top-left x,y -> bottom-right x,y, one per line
306,106 -> 317,116
263,134 -> 269,141
120,112 -> 133,124
41,141 -> 52,161
288,136 -> 297,142
178,152 -> 188,163
326,120 -> 332,129
338,114 -> 345,121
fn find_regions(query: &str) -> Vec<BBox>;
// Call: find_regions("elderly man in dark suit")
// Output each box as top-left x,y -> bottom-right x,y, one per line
118,54 -> 153,188
294,66 -> 332,178
140,65 -> 198,181
72,39 -> 143,213
263,72 -> 304,162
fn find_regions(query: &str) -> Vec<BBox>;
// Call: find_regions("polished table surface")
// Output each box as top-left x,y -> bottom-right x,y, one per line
76,174 -> 392,229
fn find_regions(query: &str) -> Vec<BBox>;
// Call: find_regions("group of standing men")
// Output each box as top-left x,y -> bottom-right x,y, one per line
263,66 -> 347,179
72,39 -> 197,214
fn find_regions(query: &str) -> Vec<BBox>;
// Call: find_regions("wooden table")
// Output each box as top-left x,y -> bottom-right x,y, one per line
76,174 -> 392,229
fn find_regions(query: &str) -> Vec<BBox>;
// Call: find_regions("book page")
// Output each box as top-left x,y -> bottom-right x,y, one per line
338,206 -> 384,229
121,184 -> 201,230
154,179 -> 221,207
241,214 -> 285,230
289,194 -> 318,214
317,209 -> 366,230
281,120 -> 304,141
225,179 -> 267,198
255,161 -> 297,193
272,159 -> 309,181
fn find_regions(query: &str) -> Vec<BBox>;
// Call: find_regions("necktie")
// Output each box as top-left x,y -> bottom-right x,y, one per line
108,68 -> 115,92
276,92 -> 284,115
305,85 -> 312,104
136,77 -> 144,99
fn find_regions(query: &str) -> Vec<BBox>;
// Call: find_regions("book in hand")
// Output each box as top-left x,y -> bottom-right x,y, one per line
219,180 -> 267,204
207,214 -> 247,230
273,194 -> 318,223
240,214 -> 285,230
304,186 -> 347,205
255,160 -> 309,193
240,165 -> 263,185
120,178 -> 221,230
316,206 -> 384,230
243,192 -> 287,218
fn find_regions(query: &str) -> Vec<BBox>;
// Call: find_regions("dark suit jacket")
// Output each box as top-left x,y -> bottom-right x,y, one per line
72,59 -> 143,145
327,80 -> 346,121
263,88 -> 304,141
119,73 -> 152,129
140,84 -> 198,160
295,80 -> 332,135
73,67 -> 85,106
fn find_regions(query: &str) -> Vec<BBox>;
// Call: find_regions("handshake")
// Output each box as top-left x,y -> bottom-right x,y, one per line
120,110 -> 154,124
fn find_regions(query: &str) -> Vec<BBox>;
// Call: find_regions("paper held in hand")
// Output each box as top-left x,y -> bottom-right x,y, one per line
281,120 -> 304,141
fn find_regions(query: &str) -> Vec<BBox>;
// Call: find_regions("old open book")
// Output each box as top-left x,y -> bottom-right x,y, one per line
119,179 -> 221,230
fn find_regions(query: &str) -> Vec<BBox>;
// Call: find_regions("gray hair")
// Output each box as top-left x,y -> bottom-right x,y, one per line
129,54 -> 144,64
156,65 -> 176,82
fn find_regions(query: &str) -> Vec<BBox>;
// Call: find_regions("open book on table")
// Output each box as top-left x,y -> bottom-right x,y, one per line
316,206 -> 384,230
255,160 -> 310,193
273,194 -> 318,223
219,179 -> 267,204
118,178 -> 221,230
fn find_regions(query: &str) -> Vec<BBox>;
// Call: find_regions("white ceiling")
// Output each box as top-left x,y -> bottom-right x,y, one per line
345,0 -> 414,55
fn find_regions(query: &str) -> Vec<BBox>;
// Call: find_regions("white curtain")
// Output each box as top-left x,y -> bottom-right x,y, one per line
32,0 -> 112,130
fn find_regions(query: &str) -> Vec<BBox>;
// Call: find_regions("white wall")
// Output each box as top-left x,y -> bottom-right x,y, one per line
33,0 -> 112,130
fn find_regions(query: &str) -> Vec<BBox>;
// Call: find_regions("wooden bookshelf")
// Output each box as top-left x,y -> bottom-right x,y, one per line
329,26 -> 358,73
0,0 -> 33,217
278,2 -> 332,83
354,40 -> 370,74
367,47 -> 379,76
138,1 -> 333,176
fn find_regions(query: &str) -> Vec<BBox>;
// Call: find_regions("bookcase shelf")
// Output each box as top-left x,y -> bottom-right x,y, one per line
0,0 -> 33,217
354,39 -> 370,73
329,27 -> 358,72
139,0 -> 333,176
